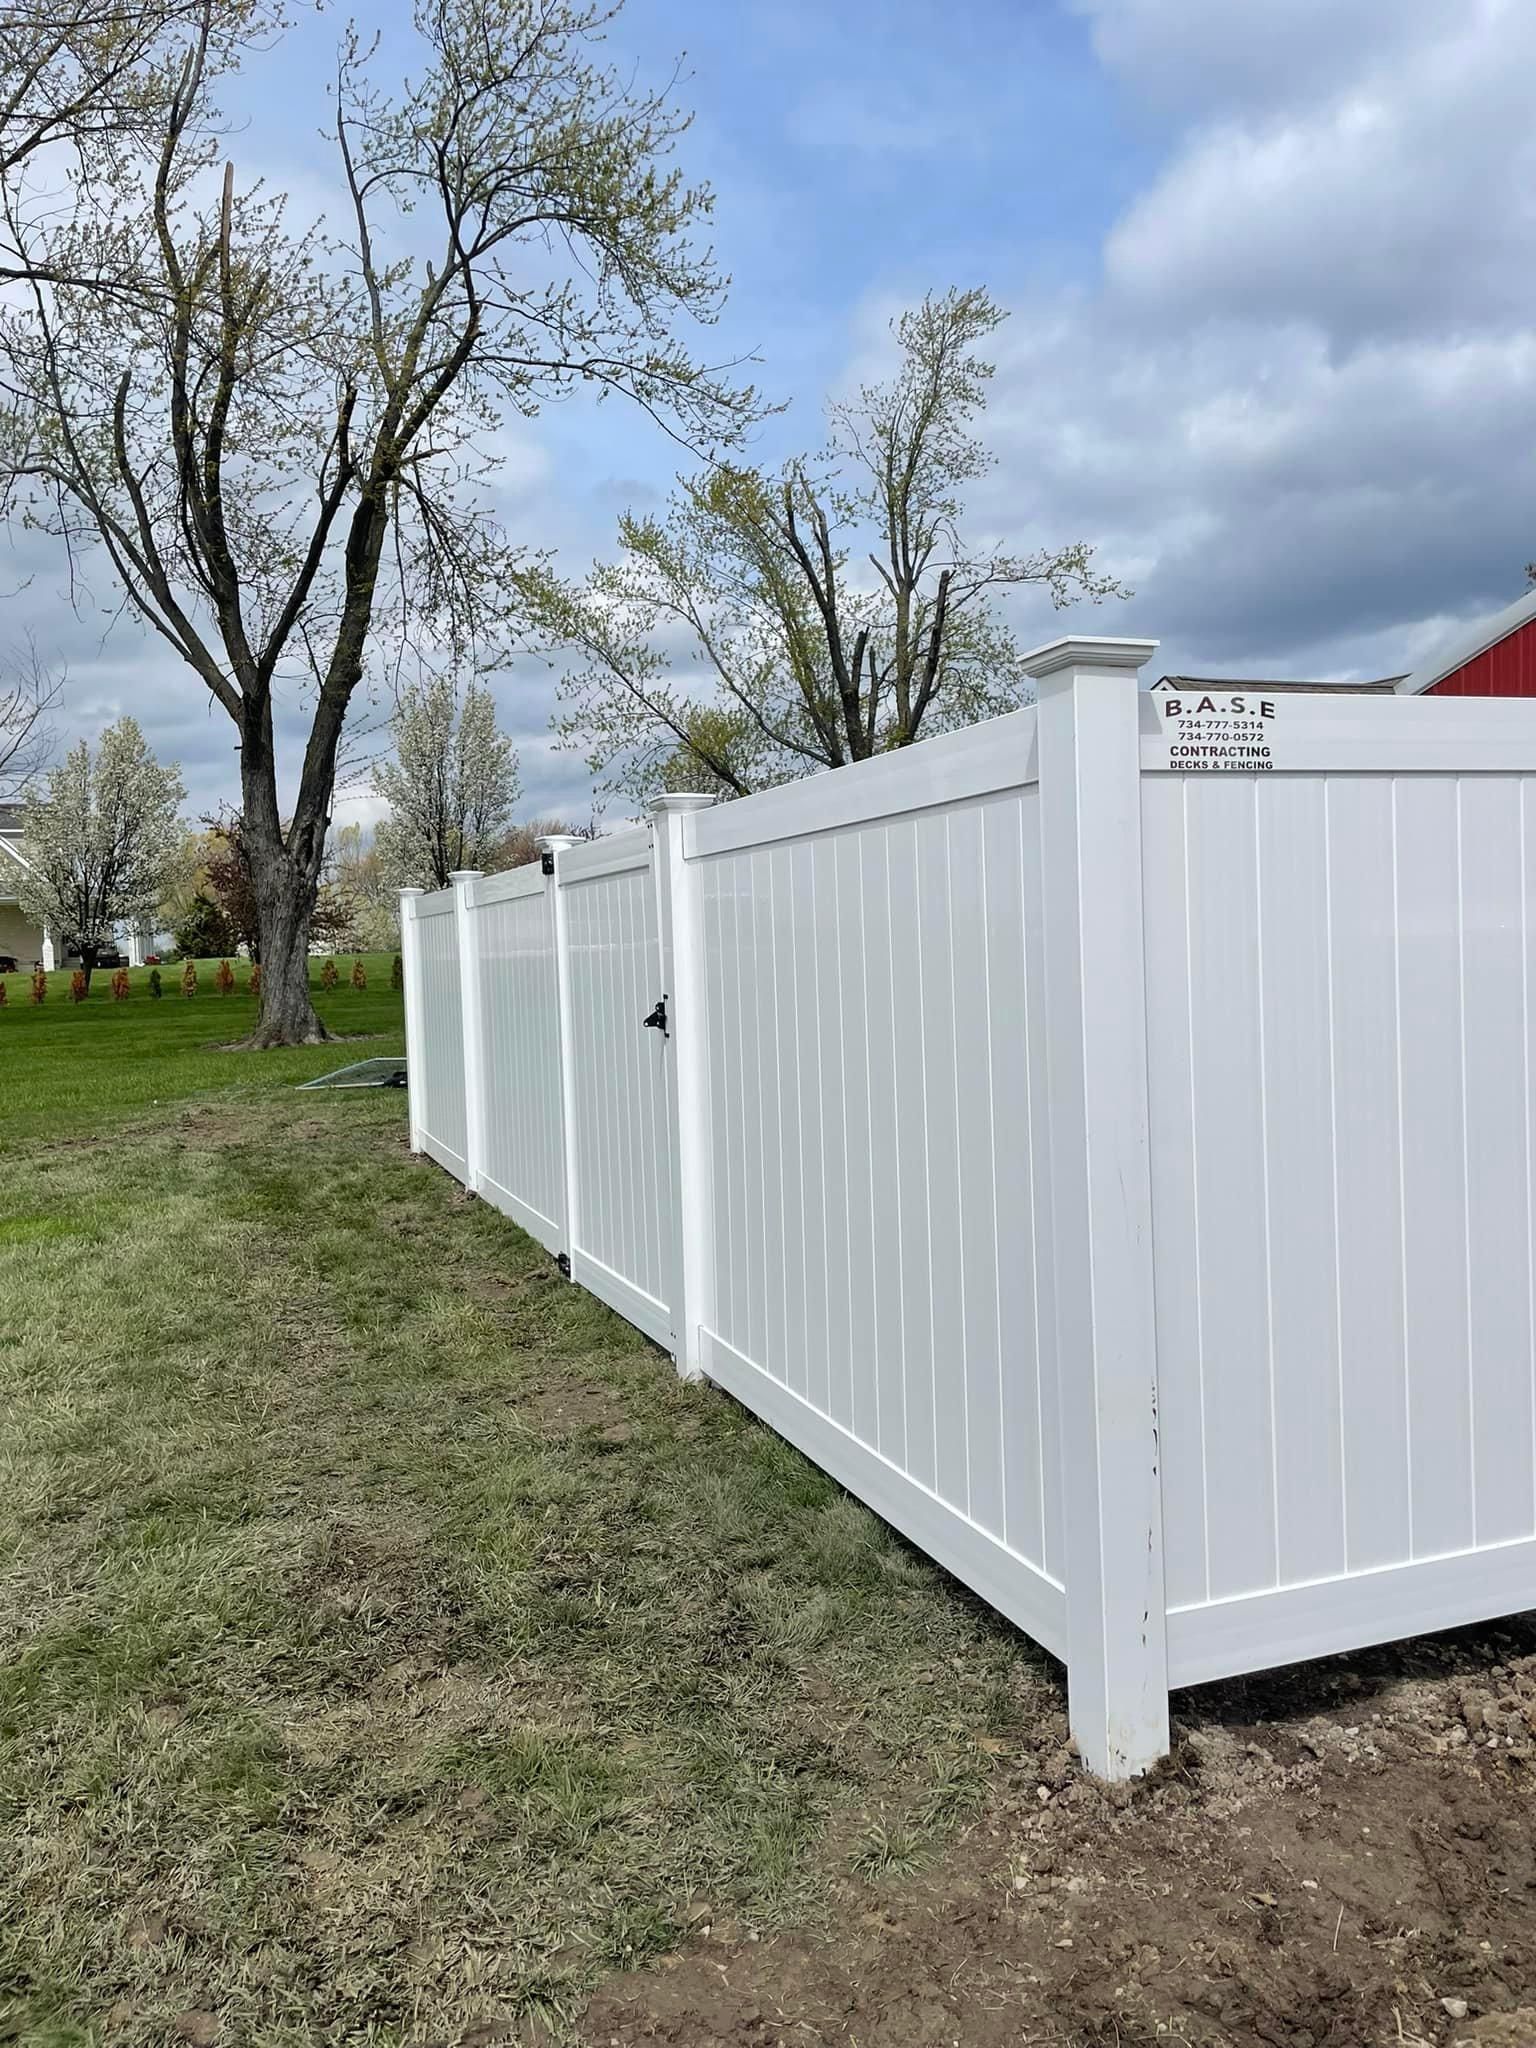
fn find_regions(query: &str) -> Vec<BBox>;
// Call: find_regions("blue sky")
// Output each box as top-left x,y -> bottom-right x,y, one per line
13,0 -> 1536,826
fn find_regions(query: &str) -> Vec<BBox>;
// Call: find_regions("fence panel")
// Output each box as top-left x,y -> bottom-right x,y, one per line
1140,694 -> 1536,1689
684,709 -> 1067,1661
558,830 -> 676,1349
400,660 -> 1536,1779
410,888 -> 468,1180
467,867 -> 567,1253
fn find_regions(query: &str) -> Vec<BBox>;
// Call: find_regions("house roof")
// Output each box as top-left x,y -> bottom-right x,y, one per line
1154,674 -> 1405,694
0,829 -> 33,905
1394,585 -> 1536,696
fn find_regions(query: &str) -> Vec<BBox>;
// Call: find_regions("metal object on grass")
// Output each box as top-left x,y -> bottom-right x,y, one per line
296,1056 -> 407,1090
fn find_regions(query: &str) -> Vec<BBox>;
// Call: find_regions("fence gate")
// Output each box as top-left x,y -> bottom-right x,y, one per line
555,828 -> 677,1350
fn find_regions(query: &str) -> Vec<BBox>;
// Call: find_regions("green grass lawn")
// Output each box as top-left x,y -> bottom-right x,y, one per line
0,955 -> 404,1152
0,964 -> 1055,2044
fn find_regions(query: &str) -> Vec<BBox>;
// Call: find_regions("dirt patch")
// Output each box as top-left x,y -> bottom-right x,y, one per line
169,1101 -> 258,1146
209,1030 -> 393,1053
509,1373 -> 637,1440
581,1629 -> 1536,2048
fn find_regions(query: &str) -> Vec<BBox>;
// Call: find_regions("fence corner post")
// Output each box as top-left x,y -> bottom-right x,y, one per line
648,794 -> 717,1380
449,870 -> 485,1193
535,835 -> 582,1267
397,887 -> 426,1155
1029,633 -> 1168,1781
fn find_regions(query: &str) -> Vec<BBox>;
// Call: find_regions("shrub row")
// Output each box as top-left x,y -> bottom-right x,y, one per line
0,958 -> 397,1004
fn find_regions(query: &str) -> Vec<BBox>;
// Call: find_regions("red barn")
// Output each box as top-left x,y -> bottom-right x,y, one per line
1397,587 -> 1536,698
1153,590 -> 1536,702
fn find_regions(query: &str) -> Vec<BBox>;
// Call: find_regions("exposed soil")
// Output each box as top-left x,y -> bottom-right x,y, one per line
581,1623 -> 1536,2048
209,1028 -> 394,1052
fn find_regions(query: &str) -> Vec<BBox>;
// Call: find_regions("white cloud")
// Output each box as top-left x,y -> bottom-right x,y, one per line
957,0 -> 1536,683
1071,0 -> 1491,121
1102,7 -> 1536,342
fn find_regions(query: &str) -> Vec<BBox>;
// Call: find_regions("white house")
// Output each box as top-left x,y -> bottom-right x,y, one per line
0,802 -> 154,970
0,804 -> 55,970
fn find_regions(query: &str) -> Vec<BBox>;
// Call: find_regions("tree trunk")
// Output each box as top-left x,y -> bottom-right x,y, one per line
243,853 -> 328,1045
78,944 -> 98,993
237,696 -> 331,1047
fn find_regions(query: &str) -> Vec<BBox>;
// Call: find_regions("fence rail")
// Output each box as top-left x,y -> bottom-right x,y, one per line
401,637 -> 1536,1777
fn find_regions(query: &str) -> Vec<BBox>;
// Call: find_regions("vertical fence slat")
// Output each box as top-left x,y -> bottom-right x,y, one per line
1463,781 -> 1536,1545
864,829 -> 906,1469
1395,780 -> 1474,1559
951,800 -> 1004,1545
920,808 -> 967,1515
891,818 -> 935,1493
1184,784 -> 1274,1602
1327,777 -> 1411,1572
771,843 -> 806,1400
987,795 -> 1042,1567
1254,776 -> 1347,1588
793,836 -> 830,1421
837,830 -> 877,1446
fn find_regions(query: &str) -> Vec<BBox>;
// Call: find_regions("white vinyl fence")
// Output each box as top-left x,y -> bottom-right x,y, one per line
400,636 -> 1536,1778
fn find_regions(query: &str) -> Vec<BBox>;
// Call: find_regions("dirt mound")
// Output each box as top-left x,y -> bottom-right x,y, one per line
582,1634 -> 1536,2048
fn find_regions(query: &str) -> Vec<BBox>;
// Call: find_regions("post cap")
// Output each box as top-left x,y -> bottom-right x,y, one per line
447,868 -> 484,884
646,793 -> 717,815
533,834 -> 581,852
397,886 -> 424,899
1022,635 -> 1160,682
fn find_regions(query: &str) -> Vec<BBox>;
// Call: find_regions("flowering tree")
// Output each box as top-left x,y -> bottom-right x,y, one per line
16,718 -> 183,987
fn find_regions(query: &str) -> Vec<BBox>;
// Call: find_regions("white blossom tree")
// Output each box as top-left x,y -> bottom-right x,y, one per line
373,675 -> 520,890
16,717 -> 184,986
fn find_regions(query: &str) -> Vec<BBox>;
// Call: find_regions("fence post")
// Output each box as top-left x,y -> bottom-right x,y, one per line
397,887 -> 425,1155
449,870 -> 485,1193
648,794 -> 717,1379
1029,634 -> 1168,1781
536,836 -> 582,1267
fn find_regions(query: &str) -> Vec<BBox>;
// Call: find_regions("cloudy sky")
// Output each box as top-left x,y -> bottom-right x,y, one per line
10,0 -> 1536,828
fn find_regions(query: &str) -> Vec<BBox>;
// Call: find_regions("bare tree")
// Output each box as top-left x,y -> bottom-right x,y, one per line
373,675 -> 520,890
492,814 -> 599,867
525,289 -> 1125,803
0,0 -> 758,1042
0,640 -> 63,800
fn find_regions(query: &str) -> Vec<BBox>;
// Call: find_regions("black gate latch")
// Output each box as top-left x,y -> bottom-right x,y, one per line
643,995 -> 668,1038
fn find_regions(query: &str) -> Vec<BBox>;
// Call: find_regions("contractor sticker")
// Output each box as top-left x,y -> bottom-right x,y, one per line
1150,690 -> 1278,772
